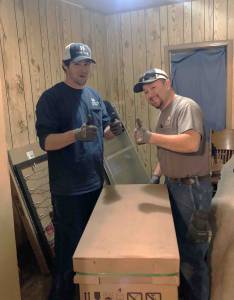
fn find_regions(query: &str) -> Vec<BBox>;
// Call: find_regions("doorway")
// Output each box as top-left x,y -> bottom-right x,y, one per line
165,41 -> 233,130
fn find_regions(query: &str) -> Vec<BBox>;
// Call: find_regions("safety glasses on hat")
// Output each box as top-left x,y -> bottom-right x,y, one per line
133,68 -> 168,93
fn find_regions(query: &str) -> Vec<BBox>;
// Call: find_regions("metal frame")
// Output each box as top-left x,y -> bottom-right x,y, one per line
13,154 -> 54,271
104,126 -> 150,184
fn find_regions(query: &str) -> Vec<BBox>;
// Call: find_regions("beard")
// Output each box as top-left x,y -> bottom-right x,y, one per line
150,97 -> 164,109
75,76 -> 88,87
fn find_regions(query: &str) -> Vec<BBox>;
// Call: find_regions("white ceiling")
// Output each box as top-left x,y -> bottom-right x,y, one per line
63,0 -> 185,14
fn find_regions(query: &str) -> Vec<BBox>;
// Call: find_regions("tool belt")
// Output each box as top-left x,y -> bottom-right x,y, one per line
168,174 -> 210,185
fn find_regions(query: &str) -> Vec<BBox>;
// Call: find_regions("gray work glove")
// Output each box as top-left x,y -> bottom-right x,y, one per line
110,119 -> 123,136
134,118 -> 151,145
74,123 -> 97,141
149,175 -> 161,184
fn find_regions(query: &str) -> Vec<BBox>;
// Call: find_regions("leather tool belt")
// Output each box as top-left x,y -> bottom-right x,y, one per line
168,174 -> 210,185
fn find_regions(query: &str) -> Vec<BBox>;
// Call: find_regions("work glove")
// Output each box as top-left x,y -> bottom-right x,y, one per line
149,175 -> 161,184
110,119 -> 123,136
134,118 -> 151,145
74,123 -> 97,141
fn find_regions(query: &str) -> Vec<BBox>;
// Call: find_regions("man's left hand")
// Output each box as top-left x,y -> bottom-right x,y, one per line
110,119 -> 123,136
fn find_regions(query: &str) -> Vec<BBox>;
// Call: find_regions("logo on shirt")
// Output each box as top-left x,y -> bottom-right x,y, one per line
164,115 -> 171,127
90,97 -> 99,107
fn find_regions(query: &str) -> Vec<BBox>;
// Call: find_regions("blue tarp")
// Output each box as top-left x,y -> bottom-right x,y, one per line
171,47 -> 226,132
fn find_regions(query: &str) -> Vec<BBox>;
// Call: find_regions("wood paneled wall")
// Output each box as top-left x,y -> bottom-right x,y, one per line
0,70 -> 21,300
1,0 -> 234,174
0,0 -> 107,149
105,0 -> 234,173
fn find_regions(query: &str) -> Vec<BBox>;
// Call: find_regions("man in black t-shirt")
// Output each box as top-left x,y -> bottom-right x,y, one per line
36,43 -> 123,300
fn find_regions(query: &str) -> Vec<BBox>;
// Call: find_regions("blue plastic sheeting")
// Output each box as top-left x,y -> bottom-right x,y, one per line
171,47 -> 226,132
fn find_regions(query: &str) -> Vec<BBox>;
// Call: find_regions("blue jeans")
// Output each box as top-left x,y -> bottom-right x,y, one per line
165,177 -> 213,300
49,188 -> 102,300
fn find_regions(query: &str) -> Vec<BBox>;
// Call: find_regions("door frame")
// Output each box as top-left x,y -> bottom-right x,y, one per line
164,40 -> 233,128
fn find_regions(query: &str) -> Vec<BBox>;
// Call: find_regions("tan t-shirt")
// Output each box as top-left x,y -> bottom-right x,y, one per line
156,95 -> 210,178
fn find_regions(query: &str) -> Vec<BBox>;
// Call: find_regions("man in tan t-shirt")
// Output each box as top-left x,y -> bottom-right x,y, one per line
133,68 -> 213,300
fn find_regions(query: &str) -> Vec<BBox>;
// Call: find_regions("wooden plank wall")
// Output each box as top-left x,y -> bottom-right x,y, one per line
0,0 -> 107,150
0,66 -> 21,300
105,0 -> 234,174
1,0 -> 234,175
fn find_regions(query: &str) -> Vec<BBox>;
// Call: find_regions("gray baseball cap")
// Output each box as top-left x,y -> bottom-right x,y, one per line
133,68 -> 168,93
63,42 -> 96,64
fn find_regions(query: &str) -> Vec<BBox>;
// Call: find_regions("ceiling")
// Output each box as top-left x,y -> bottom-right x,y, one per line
64,0 -> 185,15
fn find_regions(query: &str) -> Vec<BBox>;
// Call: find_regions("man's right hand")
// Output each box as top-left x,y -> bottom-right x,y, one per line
149,175 -> 161,184
134,118 -> 151,145
74,124 -> 98,141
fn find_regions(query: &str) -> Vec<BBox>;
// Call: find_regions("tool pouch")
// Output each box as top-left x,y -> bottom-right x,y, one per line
187,210 -> 211,243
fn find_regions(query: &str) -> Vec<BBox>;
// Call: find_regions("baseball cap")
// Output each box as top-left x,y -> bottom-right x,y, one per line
133,68 -> 168,93
63,42 -> 96,64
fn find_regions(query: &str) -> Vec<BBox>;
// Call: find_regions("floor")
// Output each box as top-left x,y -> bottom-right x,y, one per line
18,240 -> 51,300
18,240 -> 80,300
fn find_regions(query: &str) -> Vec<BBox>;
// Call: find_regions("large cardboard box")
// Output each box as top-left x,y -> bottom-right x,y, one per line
73,185 -> 180,300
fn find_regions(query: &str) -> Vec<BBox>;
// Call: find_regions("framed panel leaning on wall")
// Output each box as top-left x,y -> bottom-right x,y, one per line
9,143 -> 54,273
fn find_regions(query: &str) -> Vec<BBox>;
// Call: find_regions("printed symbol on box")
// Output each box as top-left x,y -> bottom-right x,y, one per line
94,292 -> 101,300
84,292 -> 91,300
104,292 -> 113,300
145,293 -> 161,300
127,292 -> 143,300
26,150 -> 35,160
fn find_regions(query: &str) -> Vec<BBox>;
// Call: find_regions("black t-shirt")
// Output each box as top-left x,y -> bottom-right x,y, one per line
36,82 -> 110,195
103,100 -> 119,121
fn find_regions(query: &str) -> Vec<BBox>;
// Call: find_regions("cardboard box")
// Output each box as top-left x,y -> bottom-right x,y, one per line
77,284 -> 177,300
73,185 -> 180,300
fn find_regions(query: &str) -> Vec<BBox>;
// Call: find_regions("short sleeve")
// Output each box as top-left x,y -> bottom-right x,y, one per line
177,101 -> 204,136
35,92 -> 60,150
